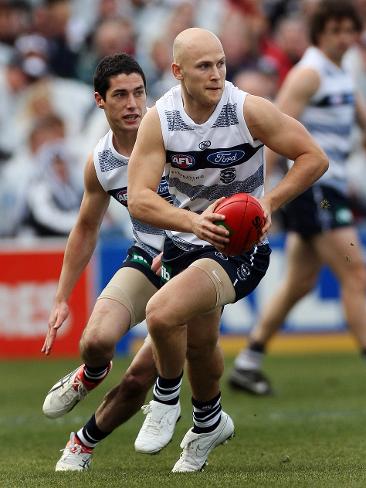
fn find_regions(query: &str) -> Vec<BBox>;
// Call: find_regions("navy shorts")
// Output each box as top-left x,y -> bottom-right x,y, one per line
121,245 -> 161,289
282,185 -> 354,239
161,237 -> 271,303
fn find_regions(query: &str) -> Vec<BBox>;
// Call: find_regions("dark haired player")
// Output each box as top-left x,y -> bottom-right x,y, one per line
42,53 -> 178,471
230,0 -> 366,395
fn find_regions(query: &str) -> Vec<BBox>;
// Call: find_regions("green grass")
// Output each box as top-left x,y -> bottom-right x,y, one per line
1,353 -> 366,487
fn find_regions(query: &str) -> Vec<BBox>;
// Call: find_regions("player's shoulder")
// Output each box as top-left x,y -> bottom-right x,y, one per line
281,62 -> 321,99
296,47 -> 325,79
155,84 -> 181,108
244,94 -> 274,118
93,129 -> 112,153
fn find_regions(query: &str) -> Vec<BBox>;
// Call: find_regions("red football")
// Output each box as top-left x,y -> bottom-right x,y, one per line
215,193 -> 265,256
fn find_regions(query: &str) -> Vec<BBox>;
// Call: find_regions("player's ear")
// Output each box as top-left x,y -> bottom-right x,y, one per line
172,62 -> 183,81
94,92 -> 104,109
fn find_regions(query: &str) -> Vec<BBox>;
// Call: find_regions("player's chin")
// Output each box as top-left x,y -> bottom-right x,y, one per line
206,89 -> 222,102
121,120 -> 139,131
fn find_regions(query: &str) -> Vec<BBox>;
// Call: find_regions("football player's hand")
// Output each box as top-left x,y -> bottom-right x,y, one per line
41,300 -> 70,355
152,252 -> 162,276
191,198 -> 230,250
257,196 -> 272,238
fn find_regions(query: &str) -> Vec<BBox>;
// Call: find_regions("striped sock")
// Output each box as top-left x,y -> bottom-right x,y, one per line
153,372 -> 183,405
76,414 -> 110,449
192,392 -> 222,434
83,364 -> 110,384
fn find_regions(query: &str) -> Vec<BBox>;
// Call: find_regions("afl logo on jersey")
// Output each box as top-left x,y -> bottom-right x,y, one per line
199,140 -> 211,150
171,154 -> 195,169
116,189 -> 128,204
207,150 -> 245,166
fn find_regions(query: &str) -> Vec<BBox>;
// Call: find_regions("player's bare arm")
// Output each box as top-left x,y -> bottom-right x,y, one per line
354,93 -> 366,132
245,94 -> 328,222
42,155 -> 110,355
265,67 -> 321,175
128,107 -> 229,249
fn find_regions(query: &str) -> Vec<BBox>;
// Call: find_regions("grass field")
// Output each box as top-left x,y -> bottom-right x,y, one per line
1,352 -> 366,488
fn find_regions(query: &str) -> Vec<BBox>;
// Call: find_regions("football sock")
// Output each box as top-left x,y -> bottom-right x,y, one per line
235,342 -> 265,370
192,392 -> 222,434
153,372 -> 183,405
83,364 -> 110,384
76,414 -> 111,449
249,341 -> 266,353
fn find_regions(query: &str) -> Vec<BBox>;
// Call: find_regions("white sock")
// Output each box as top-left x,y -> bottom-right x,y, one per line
235,348 -> 264,370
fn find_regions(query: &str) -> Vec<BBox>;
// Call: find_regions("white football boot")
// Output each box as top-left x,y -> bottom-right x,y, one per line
134,400 -> 181,453
172,411 -> 234,472
55,433 -> 93,471
43,362 -> 112,418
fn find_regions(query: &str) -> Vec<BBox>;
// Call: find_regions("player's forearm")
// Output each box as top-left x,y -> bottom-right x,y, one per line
129,189 -> 196,233
265,151 -> 328,212
55,223 -> 99,302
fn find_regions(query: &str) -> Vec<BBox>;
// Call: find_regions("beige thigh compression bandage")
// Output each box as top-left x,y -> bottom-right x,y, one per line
189,258 -> 236,307
98,267 -> 158,328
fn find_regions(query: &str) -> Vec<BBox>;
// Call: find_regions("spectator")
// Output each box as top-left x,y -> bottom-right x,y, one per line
147,35 -> 175,101
0,0 -> 32,66
233,64 -> 278,99
32,0 -> 79,78
0,114 -> 67,237
220,11 -> 260,80
262,15 -> 309,85
0,39 -> 48,158
77,17 -> 135,84
25,141 -> 83,236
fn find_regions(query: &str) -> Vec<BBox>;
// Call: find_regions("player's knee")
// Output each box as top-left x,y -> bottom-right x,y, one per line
146,299 -> 174,336
80,330 -> 113,361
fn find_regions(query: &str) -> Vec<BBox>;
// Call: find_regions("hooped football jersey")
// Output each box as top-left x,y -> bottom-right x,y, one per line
93,129 -> 171,256
296,46 -> 355,194
156,80 -> 265,248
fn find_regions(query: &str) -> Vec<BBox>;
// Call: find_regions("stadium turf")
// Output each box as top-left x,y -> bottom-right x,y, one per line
1,353 -> 366,487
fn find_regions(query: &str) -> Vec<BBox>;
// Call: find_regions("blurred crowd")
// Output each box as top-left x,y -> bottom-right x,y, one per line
1,0 -> 366,239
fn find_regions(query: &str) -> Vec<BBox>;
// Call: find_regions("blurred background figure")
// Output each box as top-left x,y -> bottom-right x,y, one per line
24,141 -> 83,236
0,0 -> 33,66
32,0 -> 80,79
0,114 -> 66,237
230,0 -> 366,396
233,64 -> 278,99
261,15 -> 309,85
77,17 -> 136,84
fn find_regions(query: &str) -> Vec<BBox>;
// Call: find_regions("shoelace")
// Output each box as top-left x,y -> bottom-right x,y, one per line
176,444 -> 201,469
140,404 -> 165,434
141,404 -> 151,415
60,441 -> 91,456
58,375 -> 87,404
72,377 -> 88,398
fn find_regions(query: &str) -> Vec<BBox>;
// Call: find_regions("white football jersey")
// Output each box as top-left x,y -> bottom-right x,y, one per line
296,46 -> 355,194
156,81 -> 265,248
93,129 -> 171,256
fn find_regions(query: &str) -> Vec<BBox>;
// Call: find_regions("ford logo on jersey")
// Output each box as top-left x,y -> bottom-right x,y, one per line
207,150 -> 245,166
158,178 -> 169,194
171,154 -> 195,169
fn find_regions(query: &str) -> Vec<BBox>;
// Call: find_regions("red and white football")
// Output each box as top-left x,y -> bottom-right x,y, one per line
215,193 -> 265,256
